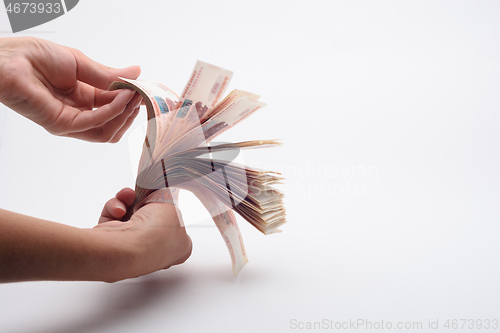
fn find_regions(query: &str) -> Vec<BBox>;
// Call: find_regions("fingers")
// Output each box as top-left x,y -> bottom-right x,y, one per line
99,198 -> 127,224
93,89 -> 120,108
115,188 -> 136,207
104,92 -> 142,143
93,88 -> 136,108
70,48 -> 141,90
98,188 -> 135,224
67,92 -> 142,142
109,100 -> 141,143
52,89 -> 135,136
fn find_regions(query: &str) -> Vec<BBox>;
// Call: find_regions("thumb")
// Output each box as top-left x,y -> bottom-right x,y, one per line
70,48 -> 141,90
112,65 -> 141,81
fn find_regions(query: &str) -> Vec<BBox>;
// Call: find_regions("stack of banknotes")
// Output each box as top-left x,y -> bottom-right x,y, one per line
109,61 -> 286,275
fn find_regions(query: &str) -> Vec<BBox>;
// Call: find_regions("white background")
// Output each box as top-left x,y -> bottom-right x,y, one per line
1,1 -> 500,332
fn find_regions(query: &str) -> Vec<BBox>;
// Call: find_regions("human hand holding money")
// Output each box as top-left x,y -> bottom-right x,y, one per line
95,187 -> 192,280
109,61 -> 286,275
0,36 -> 142,143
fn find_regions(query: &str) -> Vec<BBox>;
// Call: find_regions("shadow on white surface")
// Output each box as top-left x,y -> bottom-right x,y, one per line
10,262 -> 267,333
26,273 -> 190,333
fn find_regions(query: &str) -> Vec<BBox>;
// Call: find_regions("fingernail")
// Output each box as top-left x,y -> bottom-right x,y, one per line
115,204 -> 126,213
119,65 -> 139,69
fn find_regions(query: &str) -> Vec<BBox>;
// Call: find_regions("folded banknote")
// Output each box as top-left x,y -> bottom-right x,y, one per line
109,61 -> 286,275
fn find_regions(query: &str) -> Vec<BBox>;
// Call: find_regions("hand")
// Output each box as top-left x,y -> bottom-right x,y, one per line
0,188 -> 191,283
0,36 -> 142,143
94,188 -> 192,280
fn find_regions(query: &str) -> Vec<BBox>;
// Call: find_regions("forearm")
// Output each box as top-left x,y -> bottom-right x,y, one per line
0,208 -> 134,283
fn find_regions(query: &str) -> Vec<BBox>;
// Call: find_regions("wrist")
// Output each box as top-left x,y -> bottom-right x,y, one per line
87,227 -> 141,283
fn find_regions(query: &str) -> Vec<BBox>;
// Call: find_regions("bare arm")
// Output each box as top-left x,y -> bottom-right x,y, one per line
0,188 -> 192,283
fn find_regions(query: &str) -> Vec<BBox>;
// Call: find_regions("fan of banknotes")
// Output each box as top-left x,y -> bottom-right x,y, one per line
109,61 -> 286,275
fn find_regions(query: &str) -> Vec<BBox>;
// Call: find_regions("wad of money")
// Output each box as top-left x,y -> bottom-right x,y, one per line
109,61 -> 286,275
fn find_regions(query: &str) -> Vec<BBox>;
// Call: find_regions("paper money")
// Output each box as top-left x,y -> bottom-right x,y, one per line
109,61 -> 285,275
181,60 -> 233,110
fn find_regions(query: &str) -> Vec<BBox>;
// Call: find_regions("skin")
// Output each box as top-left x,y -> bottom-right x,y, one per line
0,37 -> 192,282
0,36 -> 142,142
0,188 -> 192,283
